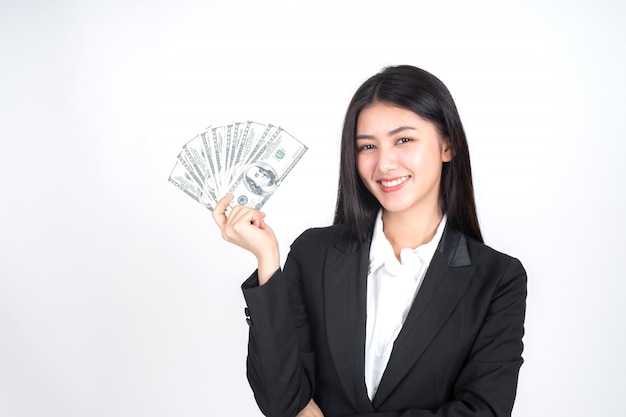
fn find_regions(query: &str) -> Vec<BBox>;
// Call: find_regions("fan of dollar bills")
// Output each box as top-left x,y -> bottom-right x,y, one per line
168,121 -> 308,212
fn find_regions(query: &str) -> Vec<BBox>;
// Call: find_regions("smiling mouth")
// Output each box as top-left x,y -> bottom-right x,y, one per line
379,176 -> 410,187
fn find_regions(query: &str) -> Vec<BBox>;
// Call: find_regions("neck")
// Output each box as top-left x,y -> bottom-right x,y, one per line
382,205 -> 443,260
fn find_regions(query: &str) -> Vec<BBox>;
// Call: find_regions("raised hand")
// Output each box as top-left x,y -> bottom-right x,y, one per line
211,194 -> 280,284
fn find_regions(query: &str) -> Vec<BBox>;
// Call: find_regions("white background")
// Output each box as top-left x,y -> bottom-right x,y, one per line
1,0 -> 625,416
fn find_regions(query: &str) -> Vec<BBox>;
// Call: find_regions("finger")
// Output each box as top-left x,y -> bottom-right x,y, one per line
221,209 -> 264,244
252,212 -> 267,230
227,205 -> 266,229
211,193 -> 233,229
224,204 -> 246,224
236,209 -> 266,231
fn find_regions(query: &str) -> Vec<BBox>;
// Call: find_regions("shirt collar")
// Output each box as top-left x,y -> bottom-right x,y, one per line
369,209 -> 447,275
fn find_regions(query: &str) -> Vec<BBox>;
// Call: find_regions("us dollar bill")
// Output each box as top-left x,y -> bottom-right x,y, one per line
168,159 -> 216,210
170,121 -> 307,212
227,127 -> 307,210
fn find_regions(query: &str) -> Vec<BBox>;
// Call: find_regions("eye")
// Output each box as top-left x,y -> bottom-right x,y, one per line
357,143 -> 376,152
396,137 -> 412,144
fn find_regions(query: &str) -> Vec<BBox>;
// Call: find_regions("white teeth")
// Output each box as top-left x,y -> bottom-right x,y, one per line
380,176 -> 409,187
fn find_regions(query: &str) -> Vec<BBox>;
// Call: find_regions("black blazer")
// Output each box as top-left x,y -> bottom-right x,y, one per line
242,224 -> 526,417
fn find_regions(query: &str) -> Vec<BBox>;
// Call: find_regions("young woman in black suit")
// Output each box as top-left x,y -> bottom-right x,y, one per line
213,65 -> 527,417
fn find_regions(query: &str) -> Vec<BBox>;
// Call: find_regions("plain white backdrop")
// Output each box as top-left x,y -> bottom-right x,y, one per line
1,0 -> 625,416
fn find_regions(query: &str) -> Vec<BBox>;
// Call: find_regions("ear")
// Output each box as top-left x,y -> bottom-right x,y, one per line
441,138 -> 453,162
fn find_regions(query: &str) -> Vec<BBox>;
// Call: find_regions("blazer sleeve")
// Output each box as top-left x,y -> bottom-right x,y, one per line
336,257 -> 528,417
241,237 -> 316,417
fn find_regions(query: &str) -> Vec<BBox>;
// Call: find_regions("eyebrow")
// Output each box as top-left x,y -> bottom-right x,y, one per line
355,126 -> 417,140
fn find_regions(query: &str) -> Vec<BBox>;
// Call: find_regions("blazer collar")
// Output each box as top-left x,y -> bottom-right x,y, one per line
323,224 -> 473,410
324,233 -> 374,411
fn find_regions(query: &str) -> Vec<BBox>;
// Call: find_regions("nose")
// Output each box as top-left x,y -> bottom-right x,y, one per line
377,145 -> 398,173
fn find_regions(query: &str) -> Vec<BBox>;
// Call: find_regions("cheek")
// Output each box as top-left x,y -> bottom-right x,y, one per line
356,154 -> 374,180
397,150 -> 421,171
400,147 -> 438,174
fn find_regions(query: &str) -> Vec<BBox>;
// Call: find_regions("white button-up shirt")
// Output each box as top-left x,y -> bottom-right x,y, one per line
364,211 -> 447,400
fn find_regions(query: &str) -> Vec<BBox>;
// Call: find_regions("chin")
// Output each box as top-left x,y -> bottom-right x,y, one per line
379,201 -> 413,214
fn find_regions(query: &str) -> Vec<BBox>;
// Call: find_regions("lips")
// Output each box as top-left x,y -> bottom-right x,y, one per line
378,175 -> 410,191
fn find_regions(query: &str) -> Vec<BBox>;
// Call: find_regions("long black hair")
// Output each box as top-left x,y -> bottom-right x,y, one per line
333,65 -> 483,243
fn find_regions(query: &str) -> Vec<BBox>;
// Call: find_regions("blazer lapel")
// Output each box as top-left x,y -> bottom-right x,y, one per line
372,226 -> 475,408
324,234 -> 375,412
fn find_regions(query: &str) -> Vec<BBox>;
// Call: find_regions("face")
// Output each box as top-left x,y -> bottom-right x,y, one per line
246,165 -> 272,186
355,102 -> 451,218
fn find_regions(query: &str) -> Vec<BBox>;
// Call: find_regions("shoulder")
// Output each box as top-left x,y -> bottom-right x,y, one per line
463,233 -> 527,290
288,224 -> 369,258
442,224 -> 526,286
467,234 -> 524,266
290,225 -> 345,252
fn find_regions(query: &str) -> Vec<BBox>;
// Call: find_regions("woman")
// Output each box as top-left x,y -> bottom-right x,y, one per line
212,65 -> 527,417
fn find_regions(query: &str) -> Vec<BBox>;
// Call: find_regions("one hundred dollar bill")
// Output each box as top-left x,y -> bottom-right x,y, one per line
168,159 -> 216,210
227,127 -> 307,210
169,121 -> 307,212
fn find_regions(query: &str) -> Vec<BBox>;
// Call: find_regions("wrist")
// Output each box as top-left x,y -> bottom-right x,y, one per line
256,247 -> 280,285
